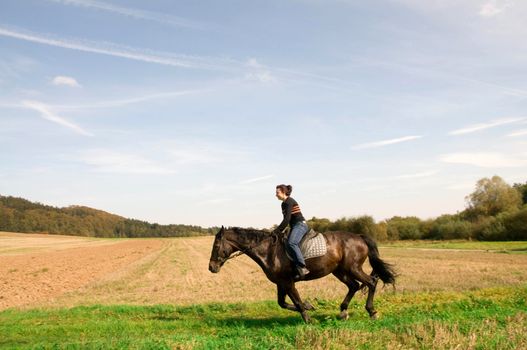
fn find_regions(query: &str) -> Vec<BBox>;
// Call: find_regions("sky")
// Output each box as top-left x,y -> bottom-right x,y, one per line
1,0 -> 527,228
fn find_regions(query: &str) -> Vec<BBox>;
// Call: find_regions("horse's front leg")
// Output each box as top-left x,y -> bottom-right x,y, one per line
277,284 -> 315,312
277,284 -> 297,311
283,282 -> 311,323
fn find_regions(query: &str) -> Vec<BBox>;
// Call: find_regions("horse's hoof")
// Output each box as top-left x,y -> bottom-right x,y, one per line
301,312 -> 311,323
370,312 -> 378,320
303,301 -> 315,311
338,311 -> 349,320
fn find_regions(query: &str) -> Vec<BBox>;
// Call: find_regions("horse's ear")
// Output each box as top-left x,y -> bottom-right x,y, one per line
219,226 -> 225,237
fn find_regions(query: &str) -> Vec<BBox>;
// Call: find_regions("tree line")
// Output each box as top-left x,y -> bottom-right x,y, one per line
0,196 -> 216,238
308,176 -> 527,241
1,175 -> 526,240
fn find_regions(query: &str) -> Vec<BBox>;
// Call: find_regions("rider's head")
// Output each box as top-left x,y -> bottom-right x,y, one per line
275,184 -> 292,201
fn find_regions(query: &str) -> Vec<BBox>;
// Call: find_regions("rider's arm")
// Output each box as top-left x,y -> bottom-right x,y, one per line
275,198 -> 293,233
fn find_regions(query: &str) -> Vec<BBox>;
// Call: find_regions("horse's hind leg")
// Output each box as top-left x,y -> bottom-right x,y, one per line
352,268 -> 379,319
333,270 -> 361,320
364,274 -> 379,319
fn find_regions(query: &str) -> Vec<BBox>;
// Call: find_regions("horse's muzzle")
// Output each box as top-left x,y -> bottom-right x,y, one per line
209,262 -> 220,273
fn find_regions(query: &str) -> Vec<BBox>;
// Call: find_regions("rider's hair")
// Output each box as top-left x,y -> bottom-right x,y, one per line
276,184 -> 293,196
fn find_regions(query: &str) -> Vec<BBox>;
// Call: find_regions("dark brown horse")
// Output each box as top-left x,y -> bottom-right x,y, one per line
208,226 -> 396,323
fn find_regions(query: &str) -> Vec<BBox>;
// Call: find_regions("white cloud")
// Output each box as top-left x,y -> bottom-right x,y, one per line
0,26 -> 233,70
246,58 -> 263,68
507,129 -> 527,137
48,0 -> 205,29
52,88 -> 208,110
162,140 -> 249,166
245,58 -> 277,83
440,152 -> 527,167
480,3 -> 502,17
80,149 -> 176,174
52,75 -> 81,87
395,171 -> 437,179
0,27 -> 370,93
351,135 -> 422,150
245,71 -> 277,83
199,198 -> 233,205
240,174 -> 275,184
479,1 -> 511,17
449,117 -> 525,135
22,100 -> 93,136
0,55 -> 38,79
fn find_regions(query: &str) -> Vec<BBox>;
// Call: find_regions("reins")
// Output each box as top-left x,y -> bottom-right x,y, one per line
222,231 -> 278,262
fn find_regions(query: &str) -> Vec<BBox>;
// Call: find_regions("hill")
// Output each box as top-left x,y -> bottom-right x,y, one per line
0,195 -> 214,237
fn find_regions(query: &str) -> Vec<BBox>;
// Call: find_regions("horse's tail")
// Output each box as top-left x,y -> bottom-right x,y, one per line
360,234 -> 397,285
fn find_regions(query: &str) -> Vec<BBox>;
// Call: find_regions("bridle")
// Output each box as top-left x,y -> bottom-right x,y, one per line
216,230 -> 278,263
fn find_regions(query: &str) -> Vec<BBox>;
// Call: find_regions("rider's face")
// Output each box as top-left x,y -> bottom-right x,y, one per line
275,188 -> 287,201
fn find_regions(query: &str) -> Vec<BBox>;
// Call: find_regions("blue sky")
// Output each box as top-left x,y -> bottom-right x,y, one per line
1,0 -> 526,228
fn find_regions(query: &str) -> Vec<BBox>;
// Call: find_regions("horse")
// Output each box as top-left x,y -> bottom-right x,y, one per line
208,226 -> 396,323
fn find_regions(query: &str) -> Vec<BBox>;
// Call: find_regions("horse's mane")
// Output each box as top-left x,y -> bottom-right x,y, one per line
230,227 -> 272,243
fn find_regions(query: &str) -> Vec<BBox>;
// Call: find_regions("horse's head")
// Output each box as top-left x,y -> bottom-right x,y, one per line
208,226 -> 239,273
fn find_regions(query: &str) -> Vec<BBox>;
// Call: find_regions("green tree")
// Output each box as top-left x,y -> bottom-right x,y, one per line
513,181 -> 527,205
307,217 -> 332,233
465,176 -> 522,218
386,216 -> 423,240
424,214 -> 472,240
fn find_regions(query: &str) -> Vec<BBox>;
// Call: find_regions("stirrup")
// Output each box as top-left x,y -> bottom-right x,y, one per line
294,266 -> 310,280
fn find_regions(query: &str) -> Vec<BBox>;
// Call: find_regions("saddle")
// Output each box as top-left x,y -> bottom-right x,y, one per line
284,228 -> 327,261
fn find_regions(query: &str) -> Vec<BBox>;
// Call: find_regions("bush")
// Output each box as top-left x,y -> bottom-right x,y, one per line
386,216 -> 423,240
307,217 -> 332,233
424,214 -> 472,240
502,206 -> 527,240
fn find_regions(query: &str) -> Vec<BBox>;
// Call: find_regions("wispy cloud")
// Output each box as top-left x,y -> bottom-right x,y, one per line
1,89 -> 205,111
22,100 -> 93,136
344,55 -> 527,98
51,75 -> 81,87
48,0 -> 206,29
448,117 -> 525,135
479,1 -> 512,17
80,149 -> 176,174
199,198 -> 232,205
507,129 -> 527,137
395,171 -> 437,179
0,27 -> 368,93
245,58 -> 277,83
52,88 -> 208,110
0,26 -> 233,70
158,140 -> 249,166
440,152 -> 527,167
351,135 -> 422,150
0,55 -> 38,79
245,71 -> 277,84
240,174 -> 275,184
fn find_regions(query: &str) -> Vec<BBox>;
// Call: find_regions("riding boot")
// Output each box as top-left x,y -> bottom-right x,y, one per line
293,265 -> 310,280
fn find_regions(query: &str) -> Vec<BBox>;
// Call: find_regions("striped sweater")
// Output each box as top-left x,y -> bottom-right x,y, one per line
276,197 -> 305,233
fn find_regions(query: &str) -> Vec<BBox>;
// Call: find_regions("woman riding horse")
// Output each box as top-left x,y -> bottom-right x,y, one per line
273,184 -> 310,280
209,225 -> 396,323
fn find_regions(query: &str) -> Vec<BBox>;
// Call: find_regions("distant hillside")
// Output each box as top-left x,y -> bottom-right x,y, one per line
0,195 -> 215,238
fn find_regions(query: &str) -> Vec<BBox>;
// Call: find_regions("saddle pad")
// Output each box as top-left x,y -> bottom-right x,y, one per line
286,232 -> 327,261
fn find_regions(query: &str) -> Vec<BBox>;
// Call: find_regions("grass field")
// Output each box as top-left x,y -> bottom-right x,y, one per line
380,240 -> 527,252
1,287 -> 526,349
1,233 -> 527,349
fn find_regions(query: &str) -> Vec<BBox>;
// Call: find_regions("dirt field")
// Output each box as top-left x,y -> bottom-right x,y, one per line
0,232 -> 164,310
1,232 -> 527,310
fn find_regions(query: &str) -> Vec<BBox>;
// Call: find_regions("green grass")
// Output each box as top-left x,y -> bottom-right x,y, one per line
1,286 -> 526,349
380,240 -> 527,253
